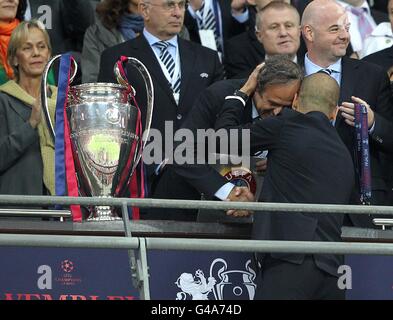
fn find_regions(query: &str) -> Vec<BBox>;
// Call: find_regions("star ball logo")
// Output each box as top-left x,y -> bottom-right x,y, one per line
55,259 -> 82,287
61,260 -> 74,273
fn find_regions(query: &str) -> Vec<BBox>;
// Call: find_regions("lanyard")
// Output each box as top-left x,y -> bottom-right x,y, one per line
354,103 -> 372,205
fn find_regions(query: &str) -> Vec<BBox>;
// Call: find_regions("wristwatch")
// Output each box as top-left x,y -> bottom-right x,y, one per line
233,90 -> 249,103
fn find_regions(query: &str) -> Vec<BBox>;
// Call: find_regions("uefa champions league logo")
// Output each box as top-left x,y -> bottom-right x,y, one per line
175,259 -> 256,300
61,260 -> 74,273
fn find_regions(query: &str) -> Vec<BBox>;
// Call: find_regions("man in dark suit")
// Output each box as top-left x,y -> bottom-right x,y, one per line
224,1 -> 305,78
98,0 -> 224,195
151,56 -> 303,220
216,72 -> 355,299
302,0 -> 393,227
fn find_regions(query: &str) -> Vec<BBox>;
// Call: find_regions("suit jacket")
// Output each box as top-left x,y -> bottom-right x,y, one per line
149,78 -> 253,220
363,44 -> 393,72
184,0 -> 247,45
167,79 -> 253,197
153,79 -> 252,199
335,57 -> 393,204
224,29 -> 265,79
0,92 -> 44,196
97,34 -> 224,180
215,106 -> 355,276
224,29 -> 307,79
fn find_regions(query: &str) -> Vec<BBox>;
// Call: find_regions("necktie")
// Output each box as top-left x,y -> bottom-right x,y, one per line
199,1 -> 222,52
155,41 -> 181,94
350,7 -> 374,42
318,68 -> 333,76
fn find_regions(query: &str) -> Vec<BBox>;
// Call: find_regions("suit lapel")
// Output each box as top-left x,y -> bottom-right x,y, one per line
131,35 -> 177,104
339,57 -> 358,104
337,57 -> 359,126
178,38 -> 196,107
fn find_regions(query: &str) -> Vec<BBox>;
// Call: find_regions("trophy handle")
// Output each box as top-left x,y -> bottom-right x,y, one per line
114,57 -> 154,173
41,54 -> 78,142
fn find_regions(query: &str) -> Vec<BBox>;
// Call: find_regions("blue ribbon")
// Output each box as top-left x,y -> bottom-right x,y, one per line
55,54 -> 72,198
354,103 -> 372,205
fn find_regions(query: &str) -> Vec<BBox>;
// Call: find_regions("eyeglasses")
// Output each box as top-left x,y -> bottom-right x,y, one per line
145,0 -> 188,11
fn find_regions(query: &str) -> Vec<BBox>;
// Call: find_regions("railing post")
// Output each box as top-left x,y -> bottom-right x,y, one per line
120,201 -> 150,299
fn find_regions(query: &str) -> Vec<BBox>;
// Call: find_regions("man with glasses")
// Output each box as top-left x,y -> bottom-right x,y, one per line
98,0 -> 224,200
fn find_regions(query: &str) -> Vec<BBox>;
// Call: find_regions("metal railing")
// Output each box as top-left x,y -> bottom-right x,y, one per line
1,194 -> 393,300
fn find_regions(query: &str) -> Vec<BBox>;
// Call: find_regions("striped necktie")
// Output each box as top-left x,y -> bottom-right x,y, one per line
199,1 -> 222,52
155,41 -> 181,94
318,68 -> 333,76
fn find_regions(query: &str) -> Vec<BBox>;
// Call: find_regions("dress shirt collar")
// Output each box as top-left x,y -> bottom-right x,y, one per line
304,53 -> 342,76
143,28 -> 178,49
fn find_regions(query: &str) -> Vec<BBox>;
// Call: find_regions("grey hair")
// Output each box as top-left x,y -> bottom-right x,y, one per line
257,55 -> 304,93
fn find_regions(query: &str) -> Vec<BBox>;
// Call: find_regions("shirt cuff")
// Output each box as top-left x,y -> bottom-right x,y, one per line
368,121 -> 375,134
232,8 -> 249,23
215,182 -> 236,200
225,95 -> 247,107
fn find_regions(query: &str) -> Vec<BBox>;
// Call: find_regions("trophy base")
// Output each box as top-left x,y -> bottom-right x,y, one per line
87,206 -> 122,222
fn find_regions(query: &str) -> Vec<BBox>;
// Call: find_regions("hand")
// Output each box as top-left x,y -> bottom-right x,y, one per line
255,158 -> 267,174
29,96 -> 42,129
188,0 -> 203,11
226,186 -> 255,217
339,96 -> 375,129
240,63 -> 265,97
231,0 -> 248,15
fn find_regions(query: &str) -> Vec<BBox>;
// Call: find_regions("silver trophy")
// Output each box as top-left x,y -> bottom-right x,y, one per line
41,55 -> 154,221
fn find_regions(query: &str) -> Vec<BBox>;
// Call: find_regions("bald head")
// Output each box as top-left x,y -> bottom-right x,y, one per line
296,73 -> 339,118
254,0 -> 290,10
302,0 -> 345,27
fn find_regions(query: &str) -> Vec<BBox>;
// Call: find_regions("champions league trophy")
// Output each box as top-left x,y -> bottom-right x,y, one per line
41,55 -> 154,221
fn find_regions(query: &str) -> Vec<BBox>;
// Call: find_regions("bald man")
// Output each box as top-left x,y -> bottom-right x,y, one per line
216,73 -> 355,299
302,0 -> 393,228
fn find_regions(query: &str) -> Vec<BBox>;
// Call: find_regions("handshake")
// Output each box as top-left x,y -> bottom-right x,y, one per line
225,186 -> 255,217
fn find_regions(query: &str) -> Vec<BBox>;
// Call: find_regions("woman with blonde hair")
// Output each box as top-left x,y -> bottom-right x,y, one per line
0,20 -> 56,196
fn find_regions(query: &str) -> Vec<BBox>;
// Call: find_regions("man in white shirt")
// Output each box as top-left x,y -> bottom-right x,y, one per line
361,0 -> 393,58
336,0 -> 388,58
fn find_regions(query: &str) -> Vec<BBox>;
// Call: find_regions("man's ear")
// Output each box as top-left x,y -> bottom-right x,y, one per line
330,106 -> 339,121
302,25 -> 313,42
138,2 -> 149,19
292,93 -> 299,110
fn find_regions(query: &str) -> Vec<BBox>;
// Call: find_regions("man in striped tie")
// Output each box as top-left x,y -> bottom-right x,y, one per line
98,0 -> 224,208
185,0 -> 251,58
